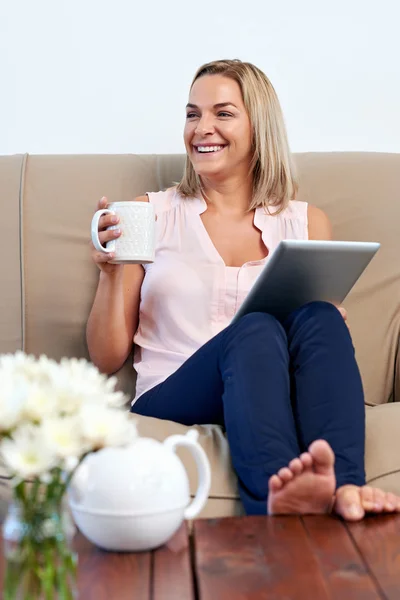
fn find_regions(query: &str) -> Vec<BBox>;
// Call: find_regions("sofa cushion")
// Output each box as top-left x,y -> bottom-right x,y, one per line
295,153 -> 400,406
365,403 -> 400,494
134,415 -> 238,500
21,154 -> 182,363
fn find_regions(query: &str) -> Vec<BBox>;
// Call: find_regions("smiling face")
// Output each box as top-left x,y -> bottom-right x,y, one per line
184,74 -> 253,182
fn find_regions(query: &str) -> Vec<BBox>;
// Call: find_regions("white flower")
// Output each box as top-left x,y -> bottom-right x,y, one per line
47,358 -> 128,415
22,382 -> 59,422
41,417 -> 87,460
0,374 -> 25,432
0,353 -> 60,427
0,424 -> 57,478
79,405 -> 137,450
0,352 -> 135,478
69,358 -> 127,406
0,352 -> 57,386
0,351 -> 37,377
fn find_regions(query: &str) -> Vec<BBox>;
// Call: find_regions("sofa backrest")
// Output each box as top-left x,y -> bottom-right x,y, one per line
1,152 -> 400,405
0,155 -> 25,354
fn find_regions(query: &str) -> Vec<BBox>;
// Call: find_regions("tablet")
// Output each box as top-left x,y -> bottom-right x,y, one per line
231,240 -> 380,324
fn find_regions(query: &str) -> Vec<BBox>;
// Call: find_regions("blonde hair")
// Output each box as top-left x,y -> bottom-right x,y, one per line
177,59 -> 298,213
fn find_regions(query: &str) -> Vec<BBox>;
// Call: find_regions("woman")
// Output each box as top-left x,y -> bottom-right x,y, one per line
87,59 -> 400,520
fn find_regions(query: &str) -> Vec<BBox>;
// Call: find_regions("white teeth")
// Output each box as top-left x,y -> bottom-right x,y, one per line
197,145 -> 223,153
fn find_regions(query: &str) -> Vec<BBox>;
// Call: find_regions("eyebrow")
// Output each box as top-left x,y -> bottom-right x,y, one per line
186,102 -> 238,110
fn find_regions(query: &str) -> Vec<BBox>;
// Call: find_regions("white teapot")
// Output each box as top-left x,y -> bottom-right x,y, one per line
68,429 -> 211,552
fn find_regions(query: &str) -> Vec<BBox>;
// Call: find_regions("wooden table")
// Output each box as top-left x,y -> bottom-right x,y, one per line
2,514 -> 400,599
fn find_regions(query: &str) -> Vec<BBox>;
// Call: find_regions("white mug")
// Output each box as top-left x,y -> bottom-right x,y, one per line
91,201 -> 155,264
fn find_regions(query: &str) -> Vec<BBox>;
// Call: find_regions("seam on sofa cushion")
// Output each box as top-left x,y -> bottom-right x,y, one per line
367,468 -> 400,485
19,153 -> 28,352
393,335 -> 400,403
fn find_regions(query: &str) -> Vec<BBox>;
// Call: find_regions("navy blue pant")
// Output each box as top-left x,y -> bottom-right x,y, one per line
132,302 -> 366,515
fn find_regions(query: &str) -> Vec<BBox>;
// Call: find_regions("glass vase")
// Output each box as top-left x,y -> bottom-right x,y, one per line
2,479 -> 77,600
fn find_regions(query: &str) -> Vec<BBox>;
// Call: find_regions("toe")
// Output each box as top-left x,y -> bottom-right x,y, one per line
360,486 -> 375,512
278,467 -> 294,483
269,474 -> 283,493
335,485 -> 365,521
384,492 -> 397,512
299,452 -> 313,469
308,440 -> 335,476
289,458 -> 304,476
372,488 -> 385,512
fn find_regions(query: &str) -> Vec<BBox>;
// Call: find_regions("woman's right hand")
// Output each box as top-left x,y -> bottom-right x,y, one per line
90,196 -> 123,275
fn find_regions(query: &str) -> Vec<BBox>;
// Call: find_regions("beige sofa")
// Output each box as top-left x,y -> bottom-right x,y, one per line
1,152 -> 400,521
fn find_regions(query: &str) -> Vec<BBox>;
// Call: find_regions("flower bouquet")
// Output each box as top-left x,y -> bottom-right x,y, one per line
0,352 -> 137,599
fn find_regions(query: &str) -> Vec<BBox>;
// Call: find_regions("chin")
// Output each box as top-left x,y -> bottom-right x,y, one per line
190,159 -> 226,179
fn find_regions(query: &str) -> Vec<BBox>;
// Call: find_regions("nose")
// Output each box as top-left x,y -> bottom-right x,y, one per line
195,114 -> 215,136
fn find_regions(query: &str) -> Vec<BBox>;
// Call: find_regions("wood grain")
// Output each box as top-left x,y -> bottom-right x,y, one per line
346,514 -> 400,600
152,523 -> 194,600
193,516 -> 330,599
0,531 -> 152,599
75,533 -> 151,600
0,527 -> 193,600
302,515 -> 381,599
2,514 -> 400,599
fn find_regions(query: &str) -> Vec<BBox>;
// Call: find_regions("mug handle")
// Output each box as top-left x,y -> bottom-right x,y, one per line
91,208 -> 115,253
163,429 -> 211,520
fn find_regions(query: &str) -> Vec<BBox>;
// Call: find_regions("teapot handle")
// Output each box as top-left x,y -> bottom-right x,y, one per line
163,429 -> 211,520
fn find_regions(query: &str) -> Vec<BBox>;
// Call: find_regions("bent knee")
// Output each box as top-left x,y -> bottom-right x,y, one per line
232,311 -> 285,337
290,301 -> 344,327
295,301 -> 340,319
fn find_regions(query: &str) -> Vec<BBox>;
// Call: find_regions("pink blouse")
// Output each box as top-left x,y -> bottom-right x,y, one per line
132,188 -> 308,404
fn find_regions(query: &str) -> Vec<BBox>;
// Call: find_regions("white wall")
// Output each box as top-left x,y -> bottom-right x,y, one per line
1,0 -> 399,155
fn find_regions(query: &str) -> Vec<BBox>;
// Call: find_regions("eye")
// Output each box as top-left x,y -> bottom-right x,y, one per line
217,111 -> 233,118
186,112 -> 199,119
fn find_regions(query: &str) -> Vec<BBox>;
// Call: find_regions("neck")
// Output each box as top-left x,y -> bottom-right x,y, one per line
200,175 -> 253,215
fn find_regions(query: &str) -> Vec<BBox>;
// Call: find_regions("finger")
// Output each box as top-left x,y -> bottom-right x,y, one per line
337,306 -> 347,321
98,196 -> 108,209
98,228 -> 121,245
98,213 -> 119,231
93,251 -> 115,264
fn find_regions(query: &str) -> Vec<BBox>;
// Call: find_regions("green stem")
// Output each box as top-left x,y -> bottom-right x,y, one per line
30,477 -> 41,504
4,476 -> 78,599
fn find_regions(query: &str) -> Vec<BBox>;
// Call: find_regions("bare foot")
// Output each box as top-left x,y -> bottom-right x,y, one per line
334,484 -> 400,521
267,440 -> 336,515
